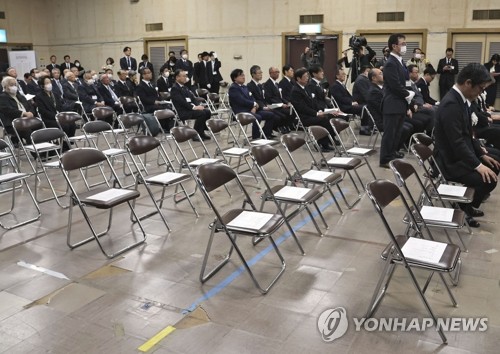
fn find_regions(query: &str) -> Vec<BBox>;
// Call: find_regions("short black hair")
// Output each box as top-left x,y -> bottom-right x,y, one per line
407,64 -> 418,73
388,33 -> 406,52
282,64 -> 293,75
308,65 -> 323,76
423,67 -> 436,76
360,65 -> 371,73
412,47 -> 422,53
38,76 -> 50,87
168,51 -> 175,56
250,65 -> 261,76
64,55 -> 70,60
123,46 -> 131,52
456,63 -> 491,86
446,48 -> 454,53
294,67 -> 309,81
230,68 -> 244,82
368,69 -> 378,82
174,68 -> 184,78
141,54 -> 148,60
180,49 -> 187,55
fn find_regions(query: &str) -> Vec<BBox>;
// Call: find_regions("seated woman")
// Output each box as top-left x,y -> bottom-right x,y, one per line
35,76 -> 76,147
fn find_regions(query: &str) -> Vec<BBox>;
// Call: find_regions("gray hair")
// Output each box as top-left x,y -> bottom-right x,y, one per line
1,76 -> 16,88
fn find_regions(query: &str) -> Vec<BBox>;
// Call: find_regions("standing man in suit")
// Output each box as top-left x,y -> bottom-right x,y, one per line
379,33 -> 414,168
120,46 -> 137,72
437,48 -> 459,100
138,54 -> 154,77
228,68 -> 276,139
171,69 -> 212,140
279,65 -> 294,103
175,49 -> 194,89
209,51 -> 223,94
434,63 -> 500,227
195,52 -> 213,91
46,55 -> 60,75
60,55 -> 75,72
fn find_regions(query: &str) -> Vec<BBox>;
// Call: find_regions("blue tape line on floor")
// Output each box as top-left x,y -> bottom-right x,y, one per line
182,194 -> 341,314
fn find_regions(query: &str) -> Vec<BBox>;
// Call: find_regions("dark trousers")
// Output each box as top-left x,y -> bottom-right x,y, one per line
252,110 -> 276,139
454,170 -> 497,208
302,116 -> 337,148
380,113 -> 405,164
439,81 -> 454,100
180,109 -> 211,135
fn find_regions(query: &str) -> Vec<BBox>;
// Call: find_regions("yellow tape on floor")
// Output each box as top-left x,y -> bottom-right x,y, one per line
138,325 -> 176,352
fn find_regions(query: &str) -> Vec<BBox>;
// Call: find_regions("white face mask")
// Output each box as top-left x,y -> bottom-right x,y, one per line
182,54 -> 188,59
8,86 -> 18,95
87,79 -> 95,85
34,73 -> 41,79
400,45 -> 407,55
92,74 -> 98,81
107,74 -> 113,80
75,63 -> 80,67
44,83 -> 53,92
212,52 -> 217,59
414,53 -> 421,59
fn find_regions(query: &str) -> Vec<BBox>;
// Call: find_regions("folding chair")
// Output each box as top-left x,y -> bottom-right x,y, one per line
196,161 -> 286,294
30,128 -> 70,208
119,96 -> 141,113
365,179 -> 460,344
306,125 -> 364,208
410,132 -> 434,147
55,112 -> 89,147
205,118 -> 258,181
117,113 -> 147,141
330,118 -> 377,179
234,112 -> 279,147
281,133 -> 344,216
0,139 -> 41,229
207,93 -> 231,120
126,135 -> 198,232
92,106 -> 124,134
362,106 -> 382,149
12,117 -> 44,174
389,159 -> 469,254
250,144 -> 330,255
59,147 -> 146,258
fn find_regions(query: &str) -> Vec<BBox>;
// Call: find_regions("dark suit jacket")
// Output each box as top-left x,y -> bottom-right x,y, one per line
211,59 -> 223,82
307,79 -> 330,111
170,82 -> 198,119
0,92 -> 36,128
62,81 -> 79,103
60,62 -> 75,71
135,80 -> 160,113
46,63 -> 61,73
175,59 -> 194,80
26,81 -> 42,95
415,77 -> 436,105
330,80 -> 354,112
51,79 -> 64,100
120,56 -> 138,71
194,61 -> 213,87
138,61 -> 154,75
434,88 -> 483,179
35,91 -> 63,123
97,83 -> 119,108
114,80 -> 135,97
228,83 -> 255,114
247,80 -> 266,108
78,82 -> 103,112
352,75 -> 371,104
290,84 -> 318,121
263,79 -> 285,104
156,76 -> 171,93
279,77 -> 294,103
437,58 -> 458,86
18,80 -> 29,95
367,83 -> 384,129
382,54 -> 409,115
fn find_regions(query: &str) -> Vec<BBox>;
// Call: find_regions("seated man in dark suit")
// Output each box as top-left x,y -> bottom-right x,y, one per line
416,67 -> 438,105
228,68 -> 276,139
157,66 -> 172,93
26,68 -> 43,95
0,76 -> 38,143
51,68 -> 65,101
134,68 -> 169,114
247,65 -> 284,133
263,66 -> 294,131
307,65 -> 335,113
278,65 -> 294,103
434,63 -> 500,227
352,66 -> 371,105
114,70 -> 136,97
290,67 -> 337,151
329,68 -> 364,117
77,71 -> 106,114
97,74 -> 122,114
407,65 -> 434,136
62,71 -> 80,112
171,69 -> 211,141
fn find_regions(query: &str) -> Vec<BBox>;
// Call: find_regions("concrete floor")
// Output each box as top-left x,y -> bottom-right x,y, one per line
0,125 -> 499,354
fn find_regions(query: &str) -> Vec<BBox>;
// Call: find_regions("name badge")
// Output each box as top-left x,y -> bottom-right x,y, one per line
212,71 -> 216,75
186,98 -> 191,103
92,95 -> 98,100
450,66 -> 454,70
405,80 -> 412,87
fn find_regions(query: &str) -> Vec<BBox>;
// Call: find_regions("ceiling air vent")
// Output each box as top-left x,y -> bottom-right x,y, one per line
300,14 -> 324,24
473,9 -> 500,20
146,23 -> 163,32
377,12 -> 404,22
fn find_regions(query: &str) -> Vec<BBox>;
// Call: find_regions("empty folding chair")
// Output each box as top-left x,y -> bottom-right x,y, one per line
196,161 -> 286,294
389,159 -> 468,254
119,96 -> 141,113
117,113 -> 147,141
0,139 -> 41,229
330,118 -> 377,179
281,133 -> 344,216
250,144 -> 330,254
410,132 -> 434,147
55,112 -> 89,147
306,125 -> 364,208
365,179 -> 460,344
30,128 -> 70,208
205,118 -> 257,181
92,106 -> 121,132
126,135 -> 198,232
362,106 -> 382,149
234,112 -> 279,147
207,92 -> 231,120
59,147 -> 146,258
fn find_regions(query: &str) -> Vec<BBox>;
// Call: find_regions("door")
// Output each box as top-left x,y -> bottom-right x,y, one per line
146,39 -> 186,78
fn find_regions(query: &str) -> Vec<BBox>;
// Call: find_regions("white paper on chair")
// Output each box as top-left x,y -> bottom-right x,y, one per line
274,185 -> 310,200
268,103 -> 283,109
147,172 -> 186,183
401,237 -> 447,263
34,142 -> 56,150
251,139 -> 273,145
302,170 -> 332,182
86,188 -> 133,202
0,152 -> 11,158
190,157 -> 219,166
419,205 -> 454,222
103,148 -> 125,156
227,211 -> 274,231
347,147 -> 371,155
223,147 -> 248,155
327,157 -> 353,164
437,184 -> 467,197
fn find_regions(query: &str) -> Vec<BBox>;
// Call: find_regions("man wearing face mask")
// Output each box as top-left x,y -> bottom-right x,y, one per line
379,33 -> 415,168
175,49 -> 194,89
209,51 -> 223,94
406,48 -> 427,75
0,76 -> 37,143
26,68 -> 42,95
156,67 -> 172,92
77,71 -> 105,114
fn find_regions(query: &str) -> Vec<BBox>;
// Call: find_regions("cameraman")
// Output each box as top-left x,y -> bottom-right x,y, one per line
338,44 -> 376,82
301,44 -> 324,69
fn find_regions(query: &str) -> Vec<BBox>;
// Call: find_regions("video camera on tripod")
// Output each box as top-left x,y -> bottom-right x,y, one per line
309,40 -> 325,66
348,35 -> 367,56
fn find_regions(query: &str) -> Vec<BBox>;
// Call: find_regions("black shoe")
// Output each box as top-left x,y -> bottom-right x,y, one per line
359,127 -> 372,136
192,136 -> 201,142
482,193 -> 491,202
466,206 -> 484,217
269,134 -> 278,139
395,151 -> 405,158
466,216 -> 480,228
200,133 -> 211,141
379,163 -> 390,169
